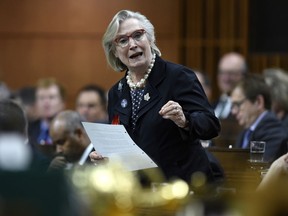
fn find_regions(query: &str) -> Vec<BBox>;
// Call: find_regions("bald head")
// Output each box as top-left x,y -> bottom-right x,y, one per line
218,52 -> 247,95
51,110 -> 83,134
218,52 -> 247,72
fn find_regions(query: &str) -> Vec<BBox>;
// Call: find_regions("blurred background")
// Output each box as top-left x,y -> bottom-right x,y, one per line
1,0 -> 288,108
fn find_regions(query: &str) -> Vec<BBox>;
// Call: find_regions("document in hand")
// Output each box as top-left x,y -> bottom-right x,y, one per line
82,122 -> 157,171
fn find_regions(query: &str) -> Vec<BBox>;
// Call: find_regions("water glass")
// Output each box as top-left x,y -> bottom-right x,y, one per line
250,141 -> 266,162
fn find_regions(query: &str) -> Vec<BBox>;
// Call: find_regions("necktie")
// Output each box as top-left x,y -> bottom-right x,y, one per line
37,127 -> 52,145
241,129 -> 252,148
37,121 -> 52,145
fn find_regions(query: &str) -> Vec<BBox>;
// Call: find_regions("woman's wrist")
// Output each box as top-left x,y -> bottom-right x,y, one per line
180,119 -> 189,129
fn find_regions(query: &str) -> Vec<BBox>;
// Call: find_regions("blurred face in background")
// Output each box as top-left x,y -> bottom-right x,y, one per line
76,91 -> 107,122
230,86 -> 259,129
36,85 -> 65,120
218,54 -> 245,95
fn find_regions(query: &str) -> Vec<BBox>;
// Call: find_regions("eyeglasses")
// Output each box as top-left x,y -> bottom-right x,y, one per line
114,29 -> 146,48
231,98 -> 247,111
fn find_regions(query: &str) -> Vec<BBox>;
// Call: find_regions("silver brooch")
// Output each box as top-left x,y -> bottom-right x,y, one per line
121,99 -> 128,108
144,93 -> 150,101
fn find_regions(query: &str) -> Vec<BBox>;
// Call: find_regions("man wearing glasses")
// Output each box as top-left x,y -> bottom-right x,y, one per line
231,74 -> 288,162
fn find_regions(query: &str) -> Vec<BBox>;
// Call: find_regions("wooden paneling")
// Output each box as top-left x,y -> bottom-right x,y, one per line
248,54 -> 288,74
0,0 -> 181,108
1,0 -> 288,107
183,0 -> 288,100
184,0 -> 248,99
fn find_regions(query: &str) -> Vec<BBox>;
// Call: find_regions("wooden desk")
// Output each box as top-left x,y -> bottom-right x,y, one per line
207,147 -> 270,193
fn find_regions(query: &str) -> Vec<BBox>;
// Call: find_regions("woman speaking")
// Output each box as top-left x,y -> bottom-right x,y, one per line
90,10 -> 220,184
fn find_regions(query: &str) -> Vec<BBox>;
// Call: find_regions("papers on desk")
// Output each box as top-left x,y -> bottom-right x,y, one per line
82,122 -> 157,171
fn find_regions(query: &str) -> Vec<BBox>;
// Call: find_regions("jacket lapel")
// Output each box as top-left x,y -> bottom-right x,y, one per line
137,82 -> 160,119
114,80 -> 131,126
137,56 -> 166,120
113,56 -> 166,126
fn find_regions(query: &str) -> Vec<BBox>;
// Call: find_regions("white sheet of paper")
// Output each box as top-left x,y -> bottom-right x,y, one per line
82,122 -> 157,171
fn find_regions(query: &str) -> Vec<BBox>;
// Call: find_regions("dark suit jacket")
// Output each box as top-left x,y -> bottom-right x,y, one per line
235,111 -> 288,162
28,119 -> 41,147
281,114 -> 288,130
108,56 -> 221,182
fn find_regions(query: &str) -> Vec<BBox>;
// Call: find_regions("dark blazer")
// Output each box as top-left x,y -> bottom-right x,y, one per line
108,56 -> 221,182
28,119 -> 41,147
281,114 -> 288,130
235,111 -> 288,162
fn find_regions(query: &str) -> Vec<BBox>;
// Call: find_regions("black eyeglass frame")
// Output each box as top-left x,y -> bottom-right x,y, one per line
231,98 -> 247,111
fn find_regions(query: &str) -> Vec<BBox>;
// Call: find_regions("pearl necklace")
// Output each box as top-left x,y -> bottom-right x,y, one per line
126,54 -> 156,89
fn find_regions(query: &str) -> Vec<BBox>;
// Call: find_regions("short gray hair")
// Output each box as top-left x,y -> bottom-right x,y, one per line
102,10 -> 161,72
54,110 -> 83,134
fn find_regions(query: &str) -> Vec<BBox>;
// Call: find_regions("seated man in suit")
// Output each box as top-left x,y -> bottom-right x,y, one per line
28,78 -> 66,147
48,110 -> 93,172
211,53 -> 248,148
214,52 -> 248,119
231,74 -> 287,162
75,84 -> 108,123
